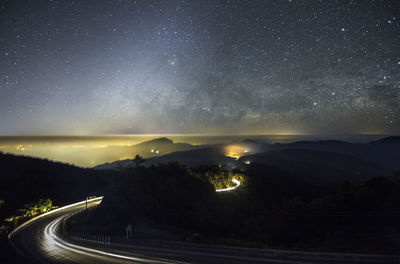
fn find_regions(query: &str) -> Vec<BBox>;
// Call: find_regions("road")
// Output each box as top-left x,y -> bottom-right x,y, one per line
215,179 -> 241,192
8,197 -> 400,264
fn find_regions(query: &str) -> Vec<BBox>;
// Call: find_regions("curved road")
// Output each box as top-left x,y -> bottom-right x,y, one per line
9,198 -> 185,264
8,198 -> 400,264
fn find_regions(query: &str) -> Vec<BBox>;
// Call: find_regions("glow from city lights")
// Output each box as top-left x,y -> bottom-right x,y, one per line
224,145 -> 247,159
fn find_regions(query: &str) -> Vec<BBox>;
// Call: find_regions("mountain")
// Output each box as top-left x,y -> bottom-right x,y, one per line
263,136 -> 400,170
240,149 -> 391,184
95,147 -> 238,170
95,136 -> 398,184
122,137 -> 196,158
70,137 -> 195,167
372,136 -> 400,144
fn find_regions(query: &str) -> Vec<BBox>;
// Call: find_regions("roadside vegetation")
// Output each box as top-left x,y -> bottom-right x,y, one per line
4,198 -> 57,228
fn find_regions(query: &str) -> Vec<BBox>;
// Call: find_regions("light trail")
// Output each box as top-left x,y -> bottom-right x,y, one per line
8,194 -> 399,264
9,196 -> 187,264
215,179 -> 241,192
8,197 -> 103,240
43,216 -> 185,264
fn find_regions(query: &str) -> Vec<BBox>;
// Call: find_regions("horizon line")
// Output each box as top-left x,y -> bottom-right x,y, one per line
0,133 -> 395,137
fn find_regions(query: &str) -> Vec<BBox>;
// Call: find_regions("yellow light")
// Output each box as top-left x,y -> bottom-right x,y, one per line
16,144 -> 32,151
215,179 -> 241,192
224,145 -> 247,160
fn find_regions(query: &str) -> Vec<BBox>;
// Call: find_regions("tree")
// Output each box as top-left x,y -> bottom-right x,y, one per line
23,198 -> 57,217
133,154 -> 145,167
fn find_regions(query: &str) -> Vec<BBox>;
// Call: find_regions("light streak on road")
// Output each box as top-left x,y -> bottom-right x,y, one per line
8,197 -> 103,240
9,197 -> 187,264
8,194 -> 400,264
215,179 -> 241,192
43,216 -> 184,264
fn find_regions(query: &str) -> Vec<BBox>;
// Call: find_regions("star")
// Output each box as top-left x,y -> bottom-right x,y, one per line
0,1 -> 398,134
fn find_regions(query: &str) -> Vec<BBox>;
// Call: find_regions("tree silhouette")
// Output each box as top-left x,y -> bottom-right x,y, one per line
133,154 -> 145,167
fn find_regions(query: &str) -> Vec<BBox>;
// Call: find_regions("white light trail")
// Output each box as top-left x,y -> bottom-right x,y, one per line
44,216 -> 183,263
215,179 -> 241,192
8,197 -> 103,240
9,196 -> 187,264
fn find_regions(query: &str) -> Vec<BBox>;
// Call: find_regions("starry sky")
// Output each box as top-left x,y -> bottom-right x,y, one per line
1,0 -> 399,135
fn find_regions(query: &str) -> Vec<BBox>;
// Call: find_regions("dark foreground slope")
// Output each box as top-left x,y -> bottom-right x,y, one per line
73,163 -> 400,254
0,152 -> 112,263
0,152 -> 110,210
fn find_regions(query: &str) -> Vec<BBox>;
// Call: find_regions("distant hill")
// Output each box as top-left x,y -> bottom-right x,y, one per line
95,147 -> 238,170
127,137 -> 196,157
240,149 -> 391,184
372,136 -> 400,144
95,136 -> 399,180
263,136 -> 400,170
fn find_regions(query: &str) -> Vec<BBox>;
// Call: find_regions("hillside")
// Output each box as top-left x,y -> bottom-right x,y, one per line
95,147 -> 238,170
75,163 -> 400,254
240,149 -> 391,184
0,152 -> 111,217
95,137 -> 396,184
265,136 -> 400,170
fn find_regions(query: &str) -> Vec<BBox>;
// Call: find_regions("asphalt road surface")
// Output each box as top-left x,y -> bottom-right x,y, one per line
8,198 -> 400,264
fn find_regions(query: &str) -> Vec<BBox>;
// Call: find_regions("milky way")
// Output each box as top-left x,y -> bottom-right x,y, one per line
0,0 -> 399,134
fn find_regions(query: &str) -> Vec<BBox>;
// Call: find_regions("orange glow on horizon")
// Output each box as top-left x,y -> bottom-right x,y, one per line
224,145 -> 247,159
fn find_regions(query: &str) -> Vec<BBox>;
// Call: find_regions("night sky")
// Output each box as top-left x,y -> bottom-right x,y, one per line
1,0 -> 399,135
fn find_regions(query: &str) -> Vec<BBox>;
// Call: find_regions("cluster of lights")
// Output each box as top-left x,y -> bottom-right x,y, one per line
15,144 -> 32,151
150,149 -> 160,154
224,145 -> 251,160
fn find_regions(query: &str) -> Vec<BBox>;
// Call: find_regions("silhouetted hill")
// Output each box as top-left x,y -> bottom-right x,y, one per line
372,136 -> 400,144
241,149 -> 391,184
259,136 -> 400,170
96,136 -> 399,179
131,137 -> 195,156
0,152 -> 110,215
92,137 -> 197,168
95,147 -> 238,170
145,148 -> 237,167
